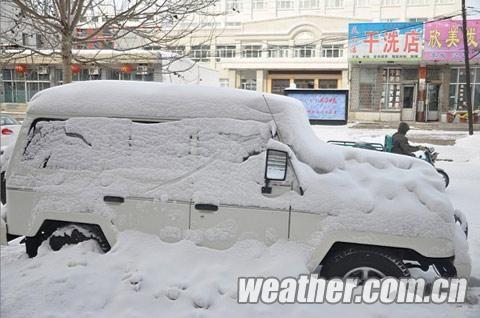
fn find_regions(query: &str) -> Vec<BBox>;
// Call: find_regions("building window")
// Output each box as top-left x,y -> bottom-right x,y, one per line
449,67 -> 480,111
355,0 -> 369,7
242,45 -> 262,58
294,45 -> 316,58
1,68 -> 51,103
191,45 -> 210,62
407,0 -> 429,5
241,79 -> 257,90
381,0 -> 400,6
408,17 -> 428,22
167,46 -> 186,55
220,79 -> 230,87
381,68 -> 402,110
216,45 -> 236,58
268,45 -> 289,58
435,0 -> 454,4
294,79 -> 315,89
357,68 -> 377,110
226,0 -> 242,11
271,79 -> 290,95
319,79 -> 338,88
325,0 -> 344,8
277,0 -> 293,10
252,0 -> 265,9
299,0 -> 319,9
321,44 -> 343,58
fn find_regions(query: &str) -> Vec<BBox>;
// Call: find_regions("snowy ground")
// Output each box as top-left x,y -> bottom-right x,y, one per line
1,125 -> 479,317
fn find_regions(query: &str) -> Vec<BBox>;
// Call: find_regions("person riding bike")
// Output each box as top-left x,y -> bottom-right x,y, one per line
391,122 -> 425,157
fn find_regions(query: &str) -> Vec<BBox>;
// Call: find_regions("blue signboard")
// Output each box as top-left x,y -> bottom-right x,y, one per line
348,22 -> 423,61
285,89 -> 348,125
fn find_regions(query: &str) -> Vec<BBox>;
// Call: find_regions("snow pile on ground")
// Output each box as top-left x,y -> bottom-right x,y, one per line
1,232 -> 478,318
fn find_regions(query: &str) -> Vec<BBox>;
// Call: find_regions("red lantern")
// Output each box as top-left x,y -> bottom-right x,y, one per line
71,64 -> 81,74
120,64 -> 133,74
15,64 -> 27,73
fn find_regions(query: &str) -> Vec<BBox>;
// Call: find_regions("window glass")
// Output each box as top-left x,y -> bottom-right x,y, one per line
319,79 -> 338,88
294,79 -> 315,89
271,79 -> 290,95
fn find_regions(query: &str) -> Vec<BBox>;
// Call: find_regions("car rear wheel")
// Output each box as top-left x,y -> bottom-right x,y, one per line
48,225 -> 101,252
320,247 -> 410,283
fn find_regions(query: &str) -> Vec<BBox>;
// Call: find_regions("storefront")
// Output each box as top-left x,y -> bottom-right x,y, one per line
423,19 -> 480,123
348,22 -> 424,122
348,19 -> 480,123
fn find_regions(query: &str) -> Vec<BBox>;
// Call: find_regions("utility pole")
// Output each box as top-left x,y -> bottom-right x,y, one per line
461,0 -> 474,135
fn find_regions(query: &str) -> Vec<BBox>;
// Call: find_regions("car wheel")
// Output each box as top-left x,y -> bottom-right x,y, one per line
49,225 -> 101,252
320,247 -> 410,283
436,169 -> 449,188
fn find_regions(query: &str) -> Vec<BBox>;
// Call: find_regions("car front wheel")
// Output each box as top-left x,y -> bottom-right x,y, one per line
320,246 -> 410,283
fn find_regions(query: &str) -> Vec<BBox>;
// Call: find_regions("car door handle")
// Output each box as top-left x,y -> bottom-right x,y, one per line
194,203 -> 218,212
104,196 -> 125,204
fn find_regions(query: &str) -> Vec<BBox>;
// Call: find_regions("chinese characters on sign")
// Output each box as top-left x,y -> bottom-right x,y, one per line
423,20 -> 480,62
285,91 -> 347,122
348,23 -> 423,61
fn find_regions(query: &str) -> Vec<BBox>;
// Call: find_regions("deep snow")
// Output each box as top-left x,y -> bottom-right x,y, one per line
1,125 -> 479,318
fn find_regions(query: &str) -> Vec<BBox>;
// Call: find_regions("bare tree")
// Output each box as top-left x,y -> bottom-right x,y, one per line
0,0 -> 221,83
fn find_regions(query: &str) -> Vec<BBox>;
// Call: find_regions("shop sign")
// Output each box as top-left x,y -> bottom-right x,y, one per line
423,19 -> 480,62
284,89 -> 348,125
348,23 -> 423,61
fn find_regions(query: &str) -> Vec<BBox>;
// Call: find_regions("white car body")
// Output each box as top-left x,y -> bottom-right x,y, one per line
2,81 -> 470,278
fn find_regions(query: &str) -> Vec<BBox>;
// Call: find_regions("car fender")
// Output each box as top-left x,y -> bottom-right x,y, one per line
307,230 -> 455,271
25,211 -> 117,247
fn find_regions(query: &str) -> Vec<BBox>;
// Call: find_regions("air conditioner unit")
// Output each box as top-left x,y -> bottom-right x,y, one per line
88,67 -> 100,76
37,66 -> 49,74
136,65 -> 149,75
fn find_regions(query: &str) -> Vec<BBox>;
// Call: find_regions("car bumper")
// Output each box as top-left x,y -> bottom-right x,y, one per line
453,210 -> 471,279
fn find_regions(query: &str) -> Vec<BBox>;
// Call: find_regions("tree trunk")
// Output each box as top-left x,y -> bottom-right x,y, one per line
61,33 -> 73,84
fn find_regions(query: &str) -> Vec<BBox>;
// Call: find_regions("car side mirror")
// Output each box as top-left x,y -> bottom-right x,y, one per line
262,149 -> 288,194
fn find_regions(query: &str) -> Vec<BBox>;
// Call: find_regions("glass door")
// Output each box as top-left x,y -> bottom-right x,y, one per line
401,85 -> 416,121
426,84 -> 440,121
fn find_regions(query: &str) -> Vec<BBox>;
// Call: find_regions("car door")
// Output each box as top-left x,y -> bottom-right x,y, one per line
189,147 -> 292,250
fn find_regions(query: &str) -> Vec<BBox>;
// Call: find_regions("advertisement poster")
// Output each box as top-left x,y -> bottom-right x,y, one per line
423,19 -> 480,62
285,90 -> 348,125
348,22 -> 423,61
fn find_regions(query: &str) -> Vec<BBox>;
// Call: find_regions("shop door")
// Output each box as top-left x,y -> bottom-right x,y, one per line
426,84 -> 440,121
401,85 -> 416,121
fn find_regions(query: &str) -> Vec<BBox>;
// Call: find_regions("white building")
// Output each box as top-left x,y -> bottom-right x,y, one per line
170,0 -> 460,93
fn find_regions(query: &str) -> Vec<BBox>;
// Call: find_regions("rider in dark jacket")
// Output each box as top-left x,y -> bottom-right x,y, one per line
391,122 -> 424,156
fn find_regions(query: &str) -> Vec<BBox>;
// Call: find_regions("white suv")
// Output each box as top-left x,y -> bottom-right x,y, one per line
1,81 -> 470,280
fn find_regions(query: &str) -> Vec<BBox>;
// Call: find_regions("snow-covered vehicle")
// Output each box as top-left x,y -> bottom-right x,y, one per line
1,81 -> 470,280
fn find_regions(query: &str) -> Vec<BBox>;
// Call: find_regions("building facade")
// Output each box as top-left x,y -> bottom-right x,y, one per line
177,0 -> 460,94
1,0 -> 463,120
348,19 -> 480,123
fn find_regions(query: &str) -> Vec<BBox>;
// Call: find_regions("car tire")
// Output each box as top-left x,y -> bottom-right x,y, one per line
49,226 -> 101,252
436,169 -> 449,188
320,246 -> 410,282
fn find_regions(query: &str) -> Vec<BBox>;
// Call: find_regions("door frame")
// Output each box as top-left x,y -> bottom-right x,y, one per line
401,83 -> 417,121
425,82 -> 441,122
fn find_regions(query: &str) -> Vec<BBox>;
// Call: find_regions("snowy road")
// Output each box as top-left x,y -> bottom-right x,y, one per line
1,125 -> 479,317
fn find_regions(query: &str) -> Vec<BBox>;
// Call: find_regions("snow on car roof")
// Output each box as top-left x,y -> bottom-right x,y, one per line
27,80 -> 304,122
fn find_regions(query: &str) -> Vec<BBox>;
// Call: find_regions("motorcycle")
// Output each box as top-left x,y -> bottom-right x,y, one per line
417,147 -> 450,188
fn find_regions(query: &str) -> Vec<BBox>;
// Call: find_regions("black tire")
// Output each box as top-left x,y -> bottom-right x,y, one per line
49,226 -> 100,251
436,169 -> 449,188
25,223 -> 110,257
320,246 -> 410,281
